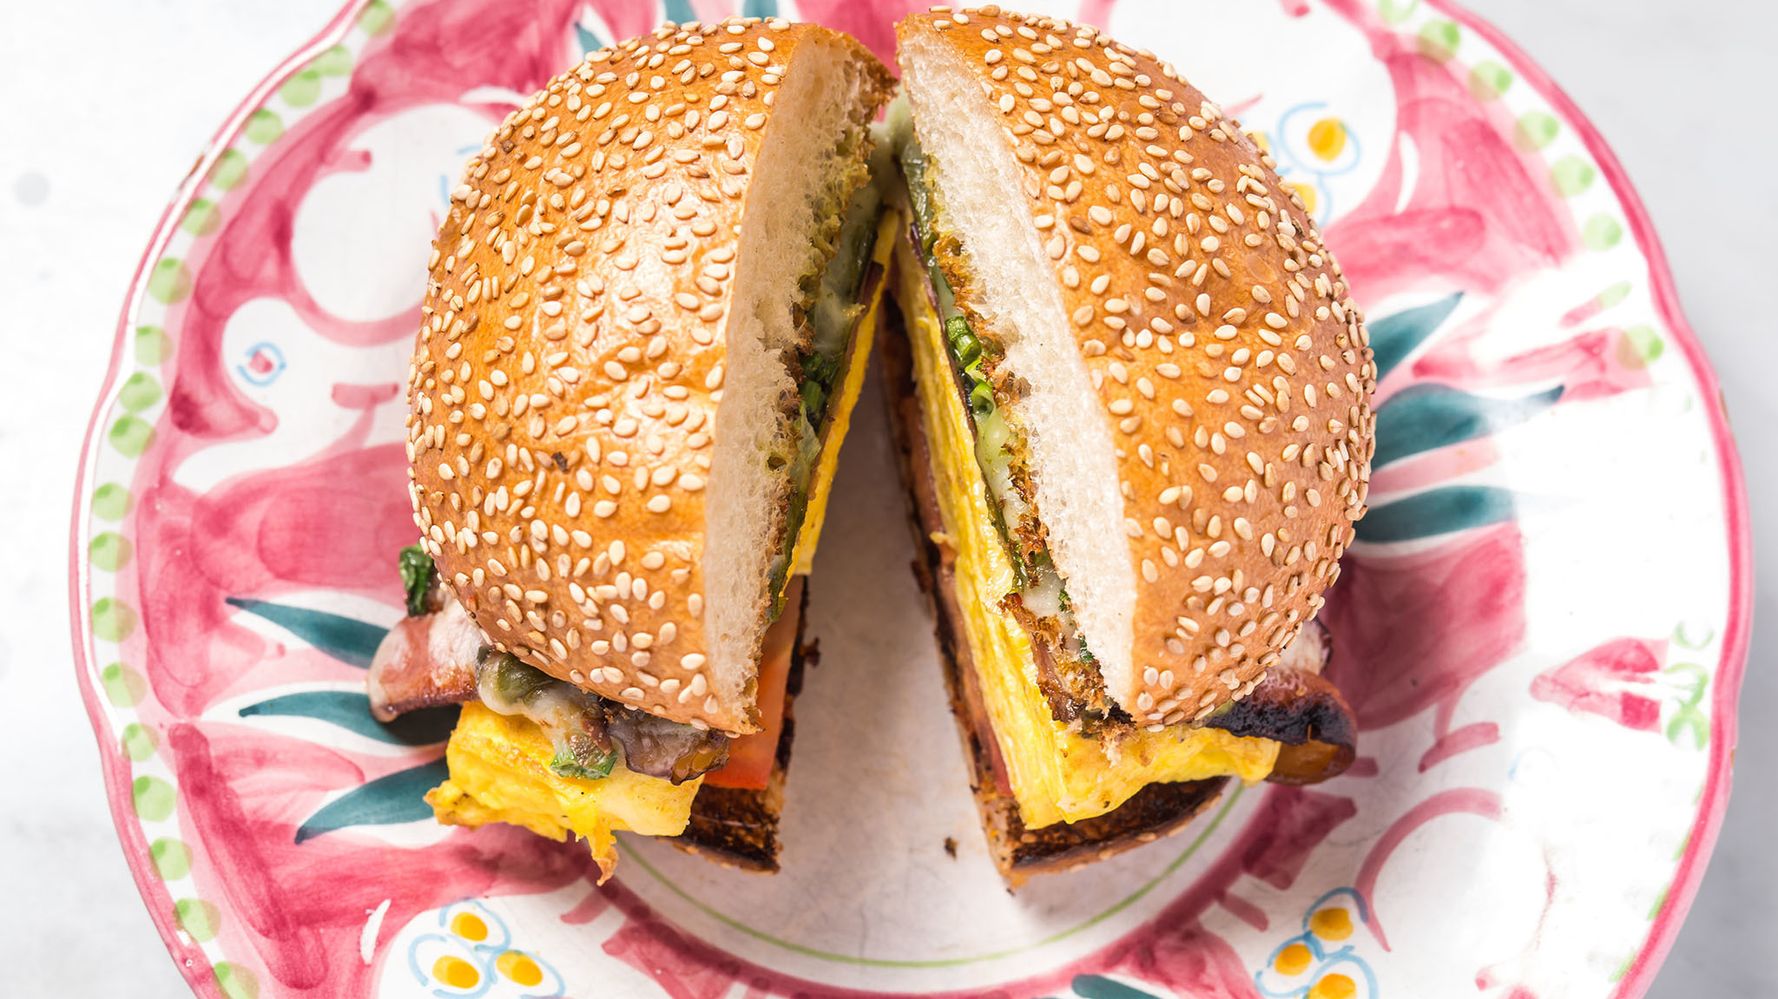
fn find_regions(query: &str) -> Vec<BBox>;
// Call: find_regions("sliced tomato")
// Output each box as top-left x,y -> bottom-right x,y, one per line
704,577 -> 802,790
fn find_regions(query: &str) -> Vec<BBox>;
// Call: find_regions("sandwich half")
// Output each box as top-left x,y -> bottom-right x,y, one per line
883,7 -> 1370,881
367,17 -> 897,878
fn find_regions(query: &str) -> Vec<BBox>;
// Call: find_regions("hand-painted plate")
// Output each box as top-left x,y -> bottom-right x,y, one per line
71,1 -> 1750,996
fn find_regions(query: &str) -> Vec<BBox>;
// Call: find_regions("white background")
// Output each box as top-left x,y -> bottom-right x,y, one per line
0,1 -> 1770,995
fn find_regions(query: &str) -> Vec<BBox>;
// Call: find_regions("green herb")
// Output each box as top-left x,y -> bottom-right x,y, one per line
487,653 -> 558,706
397,544 -> 436,617
900,133 -> 1040,583
769,167 -> 885,614
766,400 -> 822,615
548,745 -> 617,781
800,379 -> 828,419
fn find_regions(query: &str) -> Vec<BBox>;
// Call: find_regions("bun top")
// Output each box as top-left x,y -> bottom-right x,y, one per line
407,18 -> 876,734
899,7 -> 1375,728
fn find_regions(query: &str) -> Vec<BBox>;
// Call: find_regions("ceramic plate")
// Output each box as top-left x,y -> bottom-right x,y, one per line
71,1 -> 1751,996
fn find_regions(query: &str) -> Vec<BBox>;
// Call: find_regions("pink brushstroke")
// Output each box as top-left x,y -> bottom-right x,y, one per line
1220,892 -> 1269,932
1418,721 -> 1500,773
589,0 -> 677,44
1077,0 -> 1117,29
794,0 -> 918,66
1354,788 -> 1504,950
1410,324 -> 1653,404
1530,638 -> 1666,733
1323,521 -> 1528,735
1433,0 -> 1763,975
1322,0 -> 1578,306
172,723 -> 589,995
559,885 -> 613,926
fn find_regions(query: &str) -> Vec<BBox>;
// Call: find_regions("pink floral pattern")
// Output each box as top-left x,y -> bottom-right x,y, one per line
71,1 -> 1748,997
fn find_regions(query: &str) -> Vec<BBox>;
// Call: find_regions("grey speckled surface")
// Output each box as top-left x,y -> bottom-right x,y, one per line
0,1 -> 1769,995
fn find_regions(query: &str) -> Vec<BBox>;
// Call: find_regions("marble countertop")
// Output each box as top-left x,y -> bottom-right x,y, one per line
0,0 -> 1769,995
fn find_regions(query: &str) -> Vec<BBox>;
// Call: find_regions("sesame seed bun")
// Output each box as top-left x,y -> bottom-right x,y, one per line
407,18 -> 892,734
895,6 -> 1375,727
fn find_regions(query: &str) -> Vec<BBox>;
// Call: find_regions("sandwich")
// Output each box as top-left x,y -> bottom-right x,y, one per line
880,7 -> 1371,882
364,17 -> 897,879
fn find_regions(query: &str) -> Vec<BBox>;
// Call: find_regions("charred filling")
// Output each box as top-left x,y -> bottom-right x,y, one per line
890,104 -> 1121,733
396,548 -> 729,784
765,126 -> 890,613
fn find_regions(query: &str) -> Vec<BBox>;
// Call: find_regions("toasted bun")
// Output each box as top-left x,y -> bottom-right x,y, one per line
408,19 -> 892,733
895,7 -> 1375,727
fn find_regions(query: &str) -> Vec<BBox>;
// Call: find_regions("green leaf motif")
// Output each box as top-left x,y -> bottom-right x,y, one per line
240,691 -> 458,745
1072,975 -> 1165,999
295,758 -> 449,843
1661,661 -> 1710,749
1596,281 -> 1632,310
226,597 -> 388,668
1368,292 -> 1463,381
1665,712 -> 1707,750
1374,384 -> 1562,468
1356,486 -> 1516,543
399,545 -> 436,616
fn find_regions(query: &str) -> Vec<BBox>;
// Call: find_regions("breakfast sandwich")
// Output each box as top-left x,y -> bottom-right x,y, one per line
365,16 -> 898,879
880,6 -> 1370,882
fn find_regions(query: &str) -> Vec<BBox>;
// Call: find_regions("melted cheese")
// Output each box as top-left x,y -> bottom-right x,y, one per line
892,240 -> 1280,829
427,703 -> 700,881
790,208 -> 901,575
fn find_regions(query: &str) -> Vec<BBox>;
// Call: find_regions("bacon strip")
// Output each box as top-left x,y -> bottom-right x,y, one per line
366,594 -> 482,722
1196,620 -> 1358,784
370,594 -> 732,783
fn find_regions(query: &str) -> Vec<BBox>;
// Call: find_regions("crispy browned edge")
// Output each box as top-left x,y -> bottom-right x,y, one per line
876,294 -> 1227,884
671,584 -> 814,873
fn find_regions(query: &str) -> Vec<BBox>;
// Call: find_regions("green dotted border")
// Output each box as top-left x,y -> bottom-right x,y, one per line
79,6 -> 388,999
75,1 -> 1725,997
1364,0 -> 1712,988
